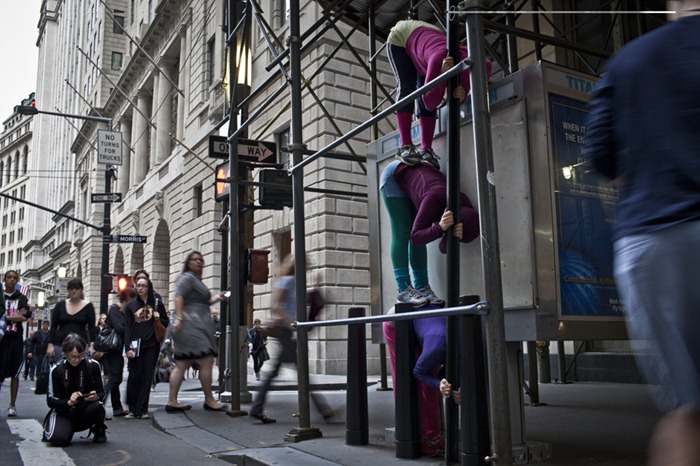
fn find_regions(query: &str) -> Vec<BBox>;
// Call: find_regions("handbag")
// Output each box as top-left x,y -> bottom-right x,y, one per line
153,298 -> 167,344
261,347 -> 270,362
35,357 -> 51,395
156,348 -> 175,383
94,327 -> 122,353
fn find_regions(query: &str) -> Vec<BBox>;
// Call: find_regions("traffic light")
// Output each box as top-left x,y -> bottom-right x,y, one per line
111,274 -> 133,293
214,161 -> 230,202
16,98 -> 38,116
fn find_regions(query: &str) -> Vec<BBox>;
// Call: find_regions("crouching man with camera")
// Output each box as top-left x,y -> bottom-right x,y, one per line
43,333 -> 107,446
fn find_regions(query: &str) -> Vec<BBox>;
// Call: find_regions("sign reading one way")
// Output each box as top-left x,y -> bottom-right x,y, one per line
97,130 -> 123,165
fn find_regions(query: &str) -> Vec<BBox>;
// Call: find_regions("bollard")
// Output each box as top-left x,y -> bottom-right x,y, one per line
459,295 -> 490,466
394,302 -> 421,459
538,341 -> 551,383
346,307 -> 369,445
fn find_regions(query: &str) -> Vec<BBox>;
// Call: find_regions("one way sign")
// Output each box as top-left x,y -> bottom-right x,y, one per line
208,135 -> 276,164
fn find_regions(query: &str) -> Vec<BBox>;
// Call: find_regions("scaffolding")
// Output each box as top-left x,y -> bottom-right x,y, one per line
222,0 -> 667,463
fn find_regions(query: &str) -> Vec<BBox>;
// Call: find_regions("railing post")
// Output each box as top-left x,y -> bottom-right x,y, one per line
394,302 -> 420,459
459,295 -> 490,466
346,307 -> 368,445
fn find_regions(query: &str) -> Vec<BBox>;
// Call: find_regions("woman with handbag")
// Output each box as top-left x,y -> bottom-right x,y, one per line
123,276 -> 168,419
248,319 -> 268,381
166,250 -> 227,413
47,278 -> 96,362
101,287 -> 135,418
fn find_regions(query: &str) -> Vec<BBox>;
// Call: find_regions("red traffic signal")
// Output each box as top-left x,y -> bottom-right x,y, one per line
214,161 -> 230,202
111,274 -> 133,293
16,97 -> 38,116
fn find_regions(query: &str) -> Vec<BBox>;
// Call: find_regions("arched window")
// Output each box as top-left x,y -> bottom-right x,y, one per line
14,151 -> 20,178
23,145 -> 28,174
0,161 -> 3,187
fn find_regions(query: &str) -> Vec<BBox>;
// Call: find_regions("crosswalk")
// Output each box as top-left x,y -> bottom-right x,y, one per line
7,419 -> 75,466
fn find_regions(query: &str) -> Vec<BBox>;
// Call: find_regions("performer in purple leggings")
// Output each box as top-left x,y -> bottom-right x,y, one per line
387,19 -> 492,168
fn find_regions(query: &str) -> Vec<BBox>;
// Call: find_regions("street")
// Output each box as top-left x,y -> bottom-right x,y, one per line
0,376 -> 231,466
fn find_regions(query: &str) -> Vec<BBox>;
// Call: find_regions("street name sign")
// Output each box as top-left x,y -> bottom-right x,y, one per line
110,234 -> 147,244
208,135 -> 277,163
91,193 -> 122,203
97,130 -> 123,165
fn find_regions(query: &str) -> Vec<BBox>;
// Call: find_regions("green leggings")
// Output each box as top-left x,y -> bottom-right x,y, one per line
381,188 -> 428,291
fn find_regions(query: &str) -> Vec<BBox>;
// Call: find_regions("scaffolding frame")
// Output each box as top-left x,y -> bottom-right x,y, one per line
223,0 -> 667,462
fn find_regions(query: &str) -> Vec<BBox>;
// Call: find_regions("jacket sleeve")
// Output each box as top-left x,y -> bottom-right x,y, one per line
46,364 -> 70,411
584,71 -> 617,180
85,303 -> 96,344
88,359 -> 105,400
48,302 -> 61,345
156,298 -> 169,328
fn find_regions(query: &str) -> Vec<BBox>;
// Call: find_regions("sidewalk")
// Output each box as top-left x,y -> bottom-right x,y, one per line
150,364 -> 660,465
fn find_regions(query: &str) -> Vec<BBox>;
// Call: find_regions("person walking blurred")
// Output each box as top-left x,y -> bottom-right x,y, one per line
249,254 -> 335,424
585,3 -> 700,464
23,331 -> 35,381
166,251 -> 227,413
123,276 -> 168,419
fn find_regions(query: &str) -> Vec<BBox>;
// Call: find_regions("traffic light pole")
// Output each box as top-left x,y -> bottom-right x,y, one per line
16,104 -> 113,317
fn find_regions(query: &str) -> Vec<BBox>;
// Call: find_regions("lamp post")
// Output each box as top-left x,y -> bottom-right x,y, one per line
17,104 -> 115,316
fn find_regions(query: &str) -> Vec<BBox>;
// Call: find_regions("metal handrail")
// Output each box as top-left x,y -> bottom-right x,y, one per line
293,301 -> 489,329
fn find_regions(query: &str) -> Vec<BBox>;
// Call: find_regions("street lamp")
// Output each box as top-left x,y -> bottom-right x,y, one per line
57,266 -> 67,278
37,291 -> 46,308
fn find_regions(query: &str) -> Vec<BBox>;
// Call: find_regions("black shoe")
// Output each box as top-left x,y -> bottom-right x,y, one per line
93,424 -> 107,443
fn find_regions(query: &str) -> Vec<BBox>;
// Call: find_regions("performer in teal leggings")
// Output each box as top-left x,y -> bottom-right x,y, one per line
380,161 -> 443,307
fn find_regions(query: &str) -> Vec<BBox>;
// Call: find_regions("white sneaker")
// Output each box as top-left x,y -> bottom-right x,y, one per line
397,285 -> 429,308
416,285 -> 445,307
8,406 -> 17,417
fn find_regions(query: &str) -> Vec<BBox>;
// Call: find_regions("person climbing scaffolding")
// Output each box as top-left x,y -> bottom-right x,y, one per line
386,19 -> 492,168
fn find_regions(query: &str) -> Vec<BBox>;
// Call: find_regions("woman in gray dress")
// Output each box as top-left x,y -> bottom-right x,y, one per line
166,251 -> 228,412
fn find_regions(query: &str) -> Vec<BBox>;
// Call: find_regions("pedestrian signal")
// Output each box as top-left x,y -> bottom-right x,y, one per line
112,275 -> 133,293
214,161 -> 230,202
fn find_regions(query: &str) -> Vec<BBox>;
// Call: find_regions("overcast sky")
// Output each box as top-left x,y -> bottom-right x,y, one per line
0,2 -> 41,122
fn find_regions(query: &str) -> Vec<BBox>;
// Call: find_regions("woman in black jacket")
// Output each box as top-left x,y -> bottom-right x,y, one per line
47,278 -> 96,361
43,333 -> 106,446
123,276 -> 168,419
102,287 -> 136,417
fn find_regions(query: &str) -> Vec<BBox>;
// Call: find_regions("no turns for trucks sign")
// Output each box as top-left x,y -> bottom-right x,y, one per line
97,130 -> 123,166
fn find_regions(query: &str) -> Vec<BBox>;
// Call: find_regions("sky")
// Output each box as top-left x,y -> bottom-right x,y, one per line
0,2 -> 42,122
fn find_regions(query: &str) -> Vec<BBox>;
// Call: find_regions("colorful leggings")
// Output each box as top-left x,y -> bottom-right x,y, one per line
381,187 -> 428,291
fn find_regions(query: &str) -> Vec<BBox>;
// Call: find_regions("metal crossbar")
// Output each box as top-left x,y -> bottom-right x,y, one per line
293,301 -> 489,329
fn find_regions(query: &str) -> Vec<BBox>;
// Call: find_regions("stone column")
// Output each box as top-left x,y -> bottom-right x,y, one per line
155,59 -> 175,164
119,118 -> 132,195
133,90 -> 151,185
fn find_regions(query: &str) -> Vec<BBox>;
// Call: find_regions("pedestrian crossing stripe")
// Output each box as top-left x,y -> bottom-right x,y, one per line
7,419 -> 75,466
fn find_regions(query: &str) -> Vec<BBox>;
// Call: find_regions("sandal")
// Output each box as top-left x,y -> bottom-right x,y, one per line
252,413 -> 276,424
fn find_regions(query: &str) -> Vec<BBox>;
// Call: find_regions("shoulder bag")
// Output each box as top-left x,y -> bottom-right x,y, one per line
153,298 -> 167,344
94,326 -> 121,353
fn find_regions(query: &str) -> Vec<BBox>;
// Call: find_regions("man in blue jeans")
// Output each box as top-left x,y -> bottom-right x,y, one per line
585,3 -> 700,464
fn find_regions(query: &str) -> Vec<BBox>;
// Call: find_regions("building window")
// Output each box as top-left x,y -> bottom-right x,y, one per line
18,228 -> 23,242
130,0 -> 135,24
0,253 -> 4,268
279,0 -> 290,27
19,208 -> 24,221
2,215 -> 6,228
194,183 -> 203,217
16,249 -> 22,263
1,234 -> 5,246
111,51 -> 123,70
206,38 -> 216,87
278,128 -> 291,170
10,212 -> 15,223
8,251 -> 13,265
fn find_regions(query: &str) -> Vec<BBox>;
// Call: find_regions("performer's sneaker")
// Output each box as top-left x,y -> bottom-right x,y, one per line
417,285 -> 445,307
395,145 -> 421,165
397,285 -> 429,308
7,406 -> 17,417
419,148 -> 441,169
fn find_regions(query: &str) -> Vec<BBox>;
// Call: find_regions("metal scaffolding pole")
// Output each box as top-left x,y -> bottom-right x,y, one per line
464,1 -> 513,464
286,0 -> 322,442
